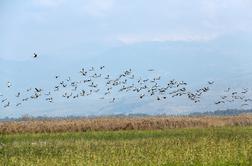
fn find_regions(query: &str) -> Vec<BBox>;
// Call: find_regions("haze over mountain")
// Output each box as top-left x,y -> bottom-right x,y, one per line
1,0 -> 252,118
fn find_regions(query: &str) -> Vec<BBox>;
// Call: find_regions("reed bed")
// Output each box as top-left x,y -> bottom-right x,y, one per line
1,115 -> 252,134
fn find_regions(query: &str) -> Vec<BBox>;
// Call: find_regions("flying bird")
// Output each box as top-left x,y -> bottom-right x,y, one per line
16,103 -> 22,107
4,102 -> 10,108
16,92 -> 21,98
7,81 -> 12,88
208,81 -> 214,85
33,53 -> 38,58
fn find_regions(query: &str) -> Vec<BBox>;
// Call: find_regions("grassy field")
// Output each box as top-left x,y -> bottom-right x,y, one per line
1,126 -> 252,166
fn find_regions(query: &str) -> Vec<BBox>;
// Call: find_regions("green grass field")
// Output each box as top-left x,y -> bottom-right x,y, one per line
0,127 -> 252,166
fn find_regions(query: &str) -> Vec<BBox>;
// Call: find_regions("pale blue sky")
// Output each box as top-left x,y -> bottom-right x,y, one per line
1,0 -> 252,118
1,0 -> 252,60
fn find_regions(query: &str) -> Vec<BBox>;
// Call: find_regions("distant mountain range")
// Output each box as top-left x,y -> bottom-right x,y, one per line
189,109 -> 252,116
1,109 -> 252,122
1,34 -> 252,118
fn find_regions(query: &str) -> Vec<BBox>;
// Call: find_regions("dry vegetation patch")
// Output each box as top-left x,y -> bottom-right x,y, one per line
1,115 -> 252,134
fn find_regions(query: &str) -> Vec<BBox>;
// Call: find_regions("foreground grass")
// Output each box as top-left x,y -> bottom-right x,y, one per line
0,127 -> 252,166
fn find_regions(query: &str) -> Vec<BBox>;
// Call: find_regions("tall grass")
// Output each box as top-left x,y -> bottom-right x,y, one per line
0,115 -> 252,134
0,127 -> 252,165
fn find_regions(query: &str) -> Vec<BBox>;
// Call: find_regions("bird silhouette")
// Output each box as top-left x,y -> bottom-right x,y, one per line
33,53 -> 38,58
7,81 -> 12,88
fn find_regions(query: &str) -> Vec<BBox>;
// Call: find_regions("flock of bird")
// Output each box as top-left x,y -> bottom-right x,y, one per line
0,53 -> 251,109
214,88 -> 252,107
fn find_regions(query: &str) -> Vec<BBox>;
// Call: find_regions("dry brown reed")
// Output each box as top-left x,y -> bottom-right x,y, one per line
1,115 -> 252,134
